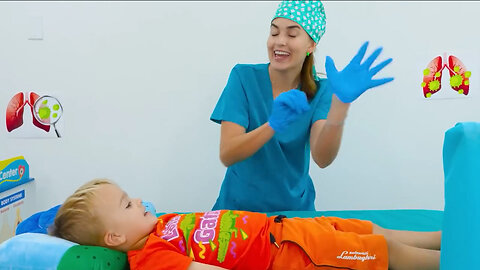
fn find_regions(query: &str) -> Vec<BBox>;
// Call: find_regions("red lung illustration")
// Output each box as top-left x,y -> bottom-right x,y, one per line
29,92 -> 50,132
5,91 -> 51,133
422,56 -> 444,98
6,92 -> 25,132
448,55 -> 471,96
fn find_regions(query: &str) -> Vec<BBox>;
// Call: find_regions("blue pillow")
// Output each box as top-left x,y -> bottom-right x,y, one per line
0,233 -> 77,269
0,233 -> 129,270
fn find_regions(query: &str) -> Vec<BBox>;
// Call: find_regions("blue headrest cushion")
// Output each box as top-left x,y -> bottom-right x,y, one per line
0,233 -> 77,269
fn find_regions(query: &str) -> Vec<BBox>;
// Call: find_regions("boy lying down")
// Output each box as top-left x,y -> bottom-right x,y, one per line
51,179 -> 441,270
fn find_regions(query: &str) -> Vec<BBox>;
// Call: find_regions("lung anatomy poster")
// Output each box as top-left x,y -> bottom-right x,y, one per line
421,53 -> 473,99
5,91 -> 64,138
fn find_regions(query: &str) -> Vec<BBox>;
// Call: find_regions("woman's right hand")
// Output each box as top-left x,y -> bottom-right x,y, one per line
268,89 -> 310,133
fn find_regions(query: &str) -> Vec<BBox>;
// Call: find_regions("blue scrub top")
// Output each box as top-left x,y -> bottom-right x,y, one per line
210,63 -> 332,212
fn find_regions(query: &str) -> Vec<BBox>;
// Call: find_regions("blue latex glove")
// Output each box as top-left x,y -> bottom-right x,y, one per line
325,41 -> 394,103
268,89 -> 310,133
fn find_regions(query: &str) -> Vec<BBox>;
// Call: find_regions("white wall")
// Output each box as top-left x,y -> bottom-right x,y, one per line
1,1 -> 479,213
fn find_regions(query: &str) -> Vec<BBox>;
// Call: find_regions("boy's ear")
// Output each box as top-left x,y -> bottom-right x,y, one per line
104,231 -> 126,247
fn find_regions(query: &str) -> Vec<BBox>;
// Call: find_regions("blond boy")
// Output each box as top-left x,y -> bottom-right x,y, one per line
51,179 -> 441,270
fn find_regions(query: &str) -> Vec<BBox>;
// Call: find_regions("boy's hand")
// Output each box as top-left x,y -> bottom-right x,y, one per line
268,89 -> 311,133
325,41 -> 394,103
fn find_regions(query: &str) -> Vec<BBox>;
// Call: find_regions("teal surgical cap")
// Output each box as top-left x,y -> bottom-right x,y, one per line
272,0 -> 326,43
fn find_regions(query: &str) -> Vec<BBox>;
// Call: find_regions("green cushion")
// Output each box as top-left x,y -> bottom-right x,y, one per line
57,245 -> 129,270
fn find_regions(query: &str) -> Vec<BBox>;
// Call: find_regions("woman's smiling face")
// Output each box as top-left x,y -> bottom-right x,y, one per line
267,17 -> 316,72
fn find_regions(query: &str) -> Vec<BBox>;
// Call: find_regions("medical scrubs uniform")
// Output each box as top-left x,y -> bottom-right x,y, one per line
210,63 -> 332,212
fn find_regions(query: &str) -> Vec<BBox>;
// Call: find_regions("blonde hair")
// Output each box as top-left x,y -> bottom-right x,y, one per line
300,53 -> 318,100
49,178 -> 114,246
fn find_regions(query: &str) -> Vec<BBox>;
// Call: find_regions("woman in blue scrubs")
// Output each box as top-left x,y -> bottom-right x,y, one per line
210,1 -> 393,212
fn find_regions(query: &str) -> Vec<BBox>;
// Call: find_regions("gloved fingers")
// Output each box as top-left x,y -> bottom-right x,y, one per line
277,89 -> 302,102
349,41 -> 369,65
280,90 -> 309,113
361,46 -> 383,69
290,90 -> 310,113
299,100 -> 311,113
288,89 -> 305,99
368,77 -> 394,89
293,99 -> 310,114
369,58 -> 393,77
276,89 -> 300,104
325,55 -> 338,76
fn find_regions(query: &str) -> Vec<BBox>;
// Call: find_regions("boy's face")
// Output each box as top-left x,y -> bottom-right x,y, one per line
94,183 -> 158,249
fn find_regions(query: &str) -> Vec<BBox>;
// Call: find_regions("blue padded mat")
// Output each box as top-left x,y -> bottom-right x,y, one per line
267,209 -> 443,231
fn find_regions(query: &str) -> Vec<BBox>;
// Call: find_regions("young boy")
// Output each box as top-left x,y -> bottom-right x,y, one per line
51,179 -> 441,270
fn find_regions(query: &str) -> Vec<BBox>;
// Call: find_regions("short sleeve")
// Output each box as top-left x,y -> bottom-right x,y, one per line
311,79 -> 333,123
128,237 -> 192,270
210,65 -> 249,129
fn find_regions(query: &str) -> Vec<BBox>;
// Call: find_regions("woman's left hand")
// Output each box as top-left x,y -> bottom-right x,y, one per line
325,41 -> 394,103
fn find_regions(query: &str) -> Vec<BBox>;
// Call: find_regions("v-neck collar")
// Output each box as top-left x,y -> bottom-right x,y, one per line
266,63 -> 302,101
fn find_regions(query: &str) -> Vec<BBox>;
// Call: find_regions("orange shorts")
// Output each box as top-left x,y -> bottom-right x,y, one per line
268,216 -> 388,270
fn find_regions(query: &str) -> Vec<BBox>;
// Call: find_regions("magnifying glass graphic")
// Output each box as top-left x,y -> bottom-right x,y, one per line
33,95 -> 63,138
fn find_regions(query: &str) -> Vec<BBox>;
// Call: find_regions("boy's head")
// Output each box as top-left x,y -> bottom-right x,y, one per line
50,179 -> 158,252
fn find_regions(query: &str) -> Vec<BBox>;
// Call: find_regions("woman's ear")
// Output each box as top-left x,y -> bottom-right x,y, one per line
309,42 -> 317,54
104,231 -> 126,247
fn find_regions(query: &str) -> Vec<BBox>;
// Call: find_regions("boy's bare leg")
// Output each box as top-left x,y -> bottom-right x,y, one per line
386,237 -> 440,270
372,224 -> 441,250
